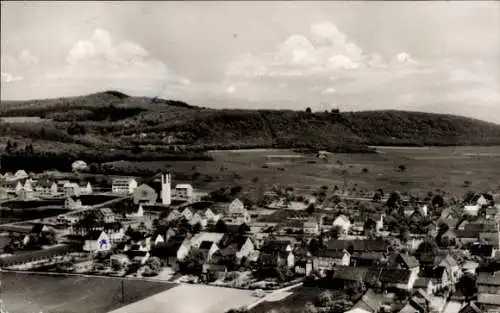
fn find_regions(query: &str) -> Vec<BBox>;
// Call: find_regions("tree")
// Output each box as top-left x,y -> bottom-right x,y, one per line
146,256 -> 162,273
456,273 -> 477,301
398,165 -> 406,172
415,240 -> 439,262
306,203 -> 315,215
364,218 -> 377,238
303,302 -> 318,313
305,107 -> 312,113
192,222 -> 202,234
432,195 -> 445,208
215,219 -> 228,233
399,226 -> 410,243
183,248 -> 205,276
329,225 -> 342,240
386,192 -> 402,210
238,223 -> 251,235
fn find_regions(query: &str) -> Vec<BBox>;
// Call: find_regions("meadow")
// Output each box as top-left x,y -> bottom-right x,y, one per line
106,146 -> 500,200
1,272 -> 176,313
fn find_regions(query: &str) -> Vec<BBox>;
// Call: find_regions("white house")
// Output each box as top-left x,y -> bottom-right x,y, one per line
63,182 -> 81,197
223,199 -> 251,224
34,180 -> 58,198
166,209 -> 182,221
14,170 -> 29,180
189,212 -> 208,228
174,184 -> 194,202
203,208 -> 220,222
84,231 -> 111,252
333,215 -> 351,235
112,177 -> 138,194
154,234 -> 165,245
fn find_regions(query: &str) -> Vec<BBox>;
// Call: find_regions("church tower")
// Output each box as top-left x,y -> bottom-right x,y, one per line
161,173 -> 171,206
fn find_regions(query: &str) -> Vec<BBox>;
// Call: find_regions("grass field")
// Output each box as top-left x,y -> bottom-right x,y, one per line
108,146 -> 500,199
1,272 -> 176,313
108,284 -> 257,313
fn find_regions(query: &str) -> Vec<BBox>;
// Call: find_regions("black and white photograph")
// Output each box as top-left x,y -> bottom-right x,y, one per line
0,1 -> 499,313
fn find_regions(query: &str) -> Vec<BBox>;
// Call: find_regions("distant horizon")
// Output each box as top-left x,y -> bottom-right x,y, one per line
2,1 -> 499,123
2,88 -> 500,127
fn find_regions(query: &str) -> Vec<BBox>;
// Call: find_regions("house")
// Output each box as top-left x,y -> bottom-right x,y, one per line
440,207 -> 461,220
325,239 -> 389,254
166,209 -> 182,222
438,254 -> 461,283
154,234 -> 165,245
112,177 -> 138,194
150,238 -> 187,269
313,249 -> 351,273
388,253 -> 420,284
174,184 -> 194,202
477,271 -> 500,311
98,208 -> 117,224
189,212 -> 208,228
14,169 -> 29,180
63,196 -> 81,210
467,193 -> 495,207
331,266 -> 381,290
350,252 -> 386,267
258,240 -> 295,271
83,231 -> 111,252
231,236 -> 255,260
303,218 -> 320,235
223,199 -> 251,225
380,268 -> 414,291
133,184 -> 158,205
63,182 -> 81,197
78,181 -> 93,194
199,240 -> 219,262
105,223 -> 125,244
351,289 -> 384,313
413,277 -> 436,295
332,215 -> 351,235
203,208 -> 220,222
458,303 -> 483,313
34,180 -> 58,197
181,207 -> 194,220
294,259 -> 313,276
419,266 -> 450,292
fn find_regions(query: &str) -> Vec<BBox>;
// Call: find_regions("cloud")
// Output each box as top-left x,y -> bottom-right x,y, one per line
0,49 -> 38,84
1,72 -> 23,83
226,21 -> 421,79
226,85 -> 236,94
448,69 -> 481,83
322,87 -> 336,94
42,28 -> 185,97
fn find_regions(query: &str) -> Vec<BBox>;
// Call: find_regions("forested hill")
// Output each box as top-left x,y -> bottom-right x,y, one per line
2,91 -> 500,159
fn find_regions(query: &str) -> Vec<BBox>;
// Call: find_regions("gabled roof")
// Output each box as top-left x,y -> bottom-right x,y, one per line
413,277 -> 431,288
334,214 -> 350,224
332,266 -> 370,282
30,223 -> 48,234
317,249 -> 349,259
477,293 -> 500,306
459,302 -> 482,313
326,239 -> 388,253
389,253 -> 419,269
380,268 -> 411,284
470,244 -> 495,257
353,289 -> 383,313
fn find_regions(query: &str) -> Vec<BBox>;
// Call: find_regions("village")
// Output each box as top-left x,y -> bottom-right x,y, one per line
0,161 -> 499,313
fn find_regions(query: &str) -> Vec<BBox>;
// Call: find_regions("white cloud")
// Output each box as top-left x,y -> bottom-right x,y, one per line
1,72 -> 23,83
226,21 -> 419,79
226,85 -> 236,94
41,28 -> 182,97
448,69 -> 480,83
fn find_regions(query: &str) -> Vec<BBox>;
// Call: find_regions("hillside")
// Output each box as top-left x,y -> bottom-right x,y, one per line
2,91 -> 500,167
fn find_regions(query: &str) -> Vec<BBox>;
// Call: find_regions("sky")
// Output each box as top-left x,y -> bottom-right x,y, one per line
1,1 -> 499,123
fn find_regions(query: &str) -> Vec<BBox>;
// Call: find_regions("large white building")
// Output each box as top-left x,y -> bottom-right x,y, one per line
112,177 -> 138,194
174,184 -> 194,202
161,173 -> 171,205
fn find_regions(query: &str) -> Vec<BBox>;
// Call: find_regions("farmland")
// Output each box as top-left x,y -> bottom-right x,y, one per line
1,272 -> 176,313
104,146 -> 500,199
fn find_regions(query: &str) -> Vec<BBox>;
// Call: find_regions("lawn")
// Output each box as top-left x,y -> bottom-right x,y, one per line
1,272 -> 176,313
108,284 -> 257,313
106,146 -> 500,199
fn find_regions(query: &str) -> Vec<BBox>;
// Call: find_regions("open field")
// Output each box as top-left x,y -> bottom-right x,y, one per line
249,287 -> 344,313
1,272 -> 176,313
106,146 -> 500,199
108,284 -> 257,313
